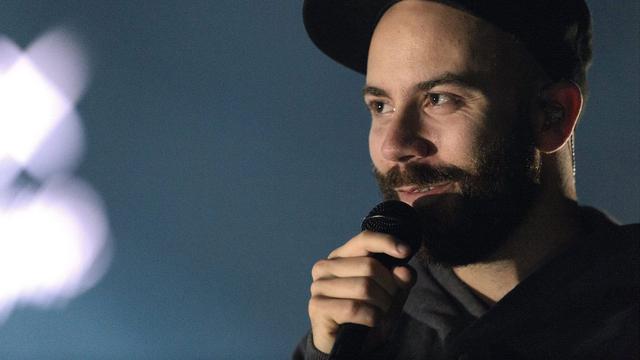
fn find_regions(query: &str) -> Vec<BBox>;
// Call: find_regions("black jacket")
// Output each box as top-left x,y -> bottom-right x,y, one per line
293,207 -> 639,359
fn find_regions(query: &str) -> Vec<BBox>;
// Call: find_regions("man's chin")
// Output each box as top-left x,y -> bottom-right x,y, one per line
412,193 -> 522,267
412,193 -> 469,230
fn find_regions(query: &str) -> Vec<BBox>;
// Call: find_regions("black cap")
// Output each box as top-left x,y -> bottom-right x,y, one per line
303,0 -> 592,89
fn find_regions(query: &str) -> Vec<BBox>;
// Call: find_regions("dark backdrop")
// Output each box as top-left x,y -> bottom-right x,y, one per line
0,1 -> 637,358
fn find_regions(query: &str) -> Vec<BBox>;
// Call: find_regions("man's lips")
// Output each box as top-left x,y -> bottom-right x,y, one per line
395,182 -> 455,205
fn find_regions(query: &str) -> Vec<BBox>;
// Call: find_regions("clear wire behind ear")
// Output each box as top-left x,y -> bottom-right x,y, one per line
570,133 -> 576,178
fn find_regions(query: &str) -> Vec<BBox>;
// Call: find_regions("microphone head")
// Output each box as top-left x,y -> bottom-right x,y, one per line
361,200 -> 422,255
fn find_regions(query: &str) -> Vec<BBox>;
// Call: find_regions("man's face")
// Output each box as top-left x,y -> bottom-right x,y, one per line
365,1 -> 540,266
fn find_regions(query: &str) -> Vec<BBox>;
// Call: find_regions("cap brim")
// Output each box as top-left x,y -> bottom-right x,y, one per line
303,0 -> 397,74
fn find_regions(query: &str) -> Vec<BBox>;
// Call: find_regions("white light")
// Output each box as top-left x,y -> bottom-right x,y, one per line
0,28 -> 88,179
0,178 -> 111,321
26,28 -> 89,103
0,28 -> 111,325
0,55 -> 71,165
25,110 -> 86,181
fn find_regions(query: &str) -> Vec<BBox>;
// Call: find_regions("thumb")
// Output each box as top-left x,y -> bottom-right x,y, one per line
392,265 -> 417,291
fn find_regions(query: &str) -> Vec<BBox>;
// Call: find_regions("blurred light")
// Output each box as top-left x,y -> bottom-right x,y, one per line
0,28 -> 111,324
0,177 -> 111,322
0,29 -> 87,178
0,54 -> 71,164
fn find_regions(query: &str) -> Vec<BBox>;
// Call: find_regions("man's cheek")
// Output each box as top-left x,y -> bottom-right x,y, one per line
368,138 -> 381,167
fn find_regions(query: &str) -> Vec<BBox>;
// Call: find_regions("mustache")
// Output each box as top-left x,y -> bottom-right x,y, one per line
374,163 -> 469,190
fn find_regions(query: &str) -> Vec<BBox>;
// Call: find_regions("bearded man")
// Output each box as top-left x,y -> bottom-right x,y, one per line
293,1 -> 639,359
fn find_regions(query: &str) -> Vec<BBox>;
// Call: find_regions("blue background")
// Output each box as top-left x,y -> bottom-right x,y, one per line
0,1 -> 637,358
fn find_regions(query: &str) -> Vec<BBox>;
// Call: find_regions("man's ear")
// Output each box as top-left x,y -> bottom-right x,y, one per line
535,81 -> 583,154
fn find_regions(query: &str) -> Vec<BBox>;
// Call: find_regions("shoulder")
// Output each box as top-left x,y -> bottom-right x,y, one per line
617,222 -> 639,245
580,206 -> 638,256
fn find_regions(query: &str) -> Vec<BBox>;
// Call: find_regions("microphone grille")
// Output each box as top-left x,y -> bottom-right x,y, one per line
361,200 -> 421,253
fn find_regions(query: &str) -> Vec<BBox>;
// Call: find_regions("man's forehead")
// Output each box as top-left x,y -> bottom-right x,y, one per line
377,0 -> 483,33
371,0 -> 508,57
366,2 -> 503,89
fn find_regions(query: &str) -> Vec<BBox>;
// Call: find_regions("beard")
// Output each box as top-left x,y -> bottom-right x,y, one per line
374,110 -> 540,267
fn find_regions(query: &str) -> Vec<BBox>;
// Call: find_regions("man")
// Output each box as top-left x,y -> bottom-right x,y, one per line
294,0 -> 638,359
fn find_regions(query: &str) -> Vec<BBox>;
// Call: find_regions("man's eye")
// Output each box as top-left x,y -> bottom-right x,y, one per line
369,101 -> 394,114
425,92 -> 461,114
428,93 -> 451,106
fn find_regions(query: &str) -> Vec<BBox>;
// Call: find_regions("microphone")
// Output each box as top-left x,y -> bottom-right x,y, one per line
329,200 -> 421,359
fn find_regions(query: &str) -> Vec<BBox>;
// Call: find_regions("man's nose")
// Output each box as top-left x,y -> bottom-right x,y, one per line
380,107 -> 435,163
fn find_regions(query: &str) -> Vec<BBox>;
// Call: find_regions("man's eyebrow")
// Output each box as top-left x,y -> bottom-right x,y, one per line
362,73 -> 478,97
362,86 -> 388,97
417,73 -> 476,91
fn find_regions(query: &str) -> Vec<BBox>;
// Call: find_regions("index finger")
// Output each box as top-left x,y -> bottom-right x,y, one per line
328,231 -> 410,260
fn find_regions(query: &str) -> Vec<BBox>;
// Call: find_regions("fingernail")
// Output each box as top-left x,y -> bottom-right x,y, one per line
396,242 -> 410,254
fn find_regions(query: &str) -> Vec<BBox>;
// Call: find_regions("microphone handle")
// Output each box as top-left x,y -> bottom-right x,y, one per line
329,200 -> 419,359
329,323 -> 370,360
329,252 -> 404,359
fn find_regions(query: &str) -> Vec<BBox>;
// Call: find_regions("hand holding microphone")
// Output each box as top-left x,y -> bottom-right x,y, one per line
307,201 -> 421,357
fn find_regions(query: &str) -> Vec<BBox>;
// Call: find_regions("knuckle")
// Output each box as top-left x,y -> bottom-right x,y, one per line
345,300 -> 362,318
308,296 -> 322,316
356,278 -> 374,299
340,300 -> 380,327
309,281 -> 318,295
311,259 -> 327,279
361,257 -> 379,277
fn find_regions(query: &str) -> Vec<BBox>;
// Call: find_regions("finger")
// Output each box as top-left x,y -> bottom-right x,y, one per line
310,277 -> 393,312
311,257 -> 399,295
309,296 -> 381,329
328,231 -> 411,259
392,265 -> 416,290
